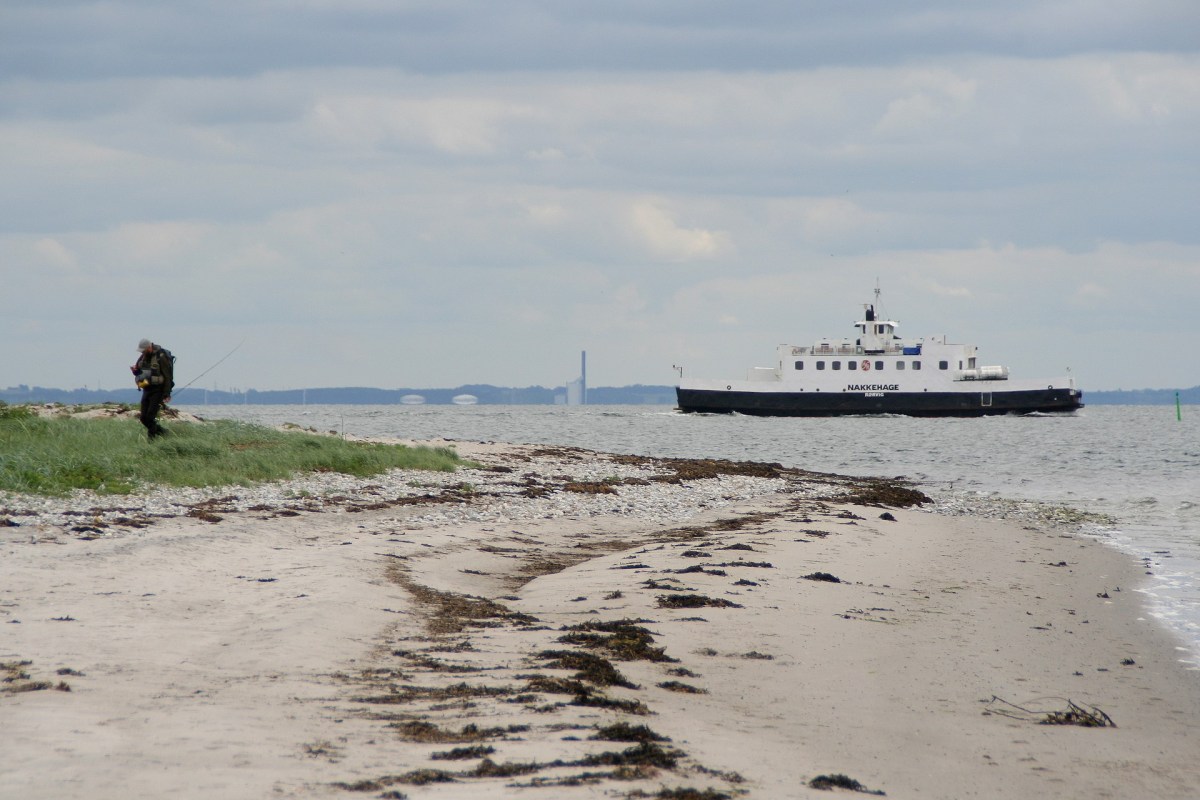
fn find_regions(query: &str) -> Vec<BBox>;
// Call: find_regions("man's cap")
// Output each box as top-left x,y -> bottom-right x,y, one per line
137,338 -> 152,350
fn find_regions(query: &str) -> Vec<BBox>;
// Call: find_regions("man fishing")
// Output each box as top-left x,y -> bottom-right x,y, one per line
132,339 -> 175,440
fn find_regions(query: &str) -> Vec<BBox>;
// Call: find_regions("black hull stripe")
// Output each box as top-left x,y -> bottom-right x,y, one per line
675,388 -> 1083,417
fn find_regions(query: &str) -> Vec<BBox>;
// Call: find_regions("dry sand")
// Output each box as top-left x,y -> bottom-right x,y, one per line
3,440 -> 1199,800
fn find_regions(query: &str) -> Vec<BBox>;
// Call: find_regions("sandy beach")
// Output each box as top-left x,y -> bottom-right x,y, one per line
3,439 -> 1199,800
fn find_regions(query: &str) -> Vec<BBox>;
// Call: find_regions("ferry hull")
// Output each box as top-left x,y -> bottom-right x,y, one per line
675,387 -> 1083,417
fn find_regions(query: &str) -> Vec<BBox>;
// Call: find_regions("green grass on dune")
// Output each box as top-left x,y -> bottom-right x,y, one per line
0,403 -> 465,497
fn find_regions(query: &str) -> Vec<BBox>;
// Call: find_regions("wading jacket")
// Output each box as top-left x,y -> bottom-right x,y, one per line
135,347 -> 175,395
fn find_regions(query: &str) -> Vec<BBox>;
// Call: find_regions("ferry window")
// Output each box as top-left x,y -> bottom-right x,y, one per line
896,361 -> 905,370
913,361 -> 922,370
832,361 -> 841,370
795,361 -> 804,370
939,361 -> 949,370
816,361 -> 826,370
848,360 -> 857,370
874,361 -> 884,371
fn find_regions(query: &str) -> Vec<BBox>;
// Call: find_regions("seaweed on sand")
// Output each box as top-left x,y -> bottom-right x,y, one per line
657,680 -> 708,694
830,478 -> 930,508
390,572 -> 538,635
629,789 -> 733,800
563,481 -> 619,495
354,681 -> 514,705
642,578 -> 692,590
675,565 -> 727,576
537,649 -> 638,688
0,660 -> 70,695
607,452 -> 788,482
559,618 -> 678,663
389,649 -> 479,673
580,741 -> 681,769
983,696 -> 1117,728
468,758 -> 542,778
431,745 -> 495,760
388,720 -> 517,743
666,666 -> 701,677
656,594 -> 743,609
523,676 -> 650,715
333,769 -> 456,791
591,722 -> 670,743
394,769 -> 457,786
809,773 -> 886,795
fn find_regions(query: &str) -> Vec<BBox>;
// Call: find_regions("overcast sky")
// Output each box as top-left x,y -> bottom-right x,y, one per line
3,1 -> 1197,394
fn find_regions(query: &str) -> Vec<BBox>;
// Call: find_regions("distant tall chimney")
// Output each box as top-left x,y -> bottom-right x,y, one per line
580,350 -> 587,405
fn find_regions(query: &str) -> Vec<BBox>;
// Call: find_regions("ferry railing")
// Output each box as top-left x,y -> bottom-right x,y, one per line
788,343 -> 906,356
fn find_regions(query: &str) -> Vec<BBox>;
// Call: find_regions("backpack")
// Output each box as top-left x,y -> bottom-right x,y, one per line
157,348 -> 176,393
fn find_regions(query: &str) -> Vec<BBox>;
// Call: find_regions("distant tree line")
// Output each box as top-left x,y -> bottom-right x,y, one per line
2,384 -> 1193,406
0,384 -> 679,406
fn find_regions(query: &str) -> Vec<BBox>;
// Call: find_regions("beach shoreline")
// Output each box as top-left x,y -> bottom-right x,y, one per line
3,439 -> 1199,799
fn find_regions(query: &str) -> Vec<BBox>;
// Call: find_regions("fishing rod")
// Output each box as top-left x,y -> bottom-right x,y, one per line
171,339 -> 246,397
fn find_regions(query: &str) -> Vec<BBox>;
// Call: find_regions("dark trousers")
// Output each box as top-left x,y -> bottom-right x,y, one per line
139,388 -> 167,438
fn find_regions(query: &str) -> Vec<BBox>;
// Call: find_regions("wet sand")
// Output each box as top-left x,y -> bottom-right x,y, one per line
3,441 -> 1199,799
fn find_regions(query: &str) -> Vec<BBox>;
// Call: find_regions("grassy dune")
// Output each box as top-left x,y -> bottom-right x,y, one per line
0,403 -> 464,497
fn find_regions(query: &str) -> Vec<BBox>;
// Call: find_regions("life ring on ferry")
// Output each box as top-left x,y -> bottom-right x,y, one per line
861,360 -> 871,371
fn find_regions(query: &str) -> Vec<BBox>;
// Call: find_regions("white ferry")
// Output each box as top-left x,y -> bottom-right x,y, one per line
675,291 -> 1083,417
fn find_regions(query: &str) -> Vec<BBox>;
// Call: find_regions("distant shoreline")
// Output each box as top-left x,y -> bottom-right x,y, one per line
3,384 -> 1196,406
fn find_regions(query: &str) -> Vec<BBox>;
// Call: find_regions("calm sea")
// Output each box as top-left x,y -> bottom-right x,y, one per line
180,402 -> 1200,667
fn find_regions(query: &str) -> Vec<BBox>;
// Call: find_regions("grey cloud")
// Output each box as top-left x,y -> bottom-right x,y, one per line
7,60 -> 1196,248
3,1 -> 1196,82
